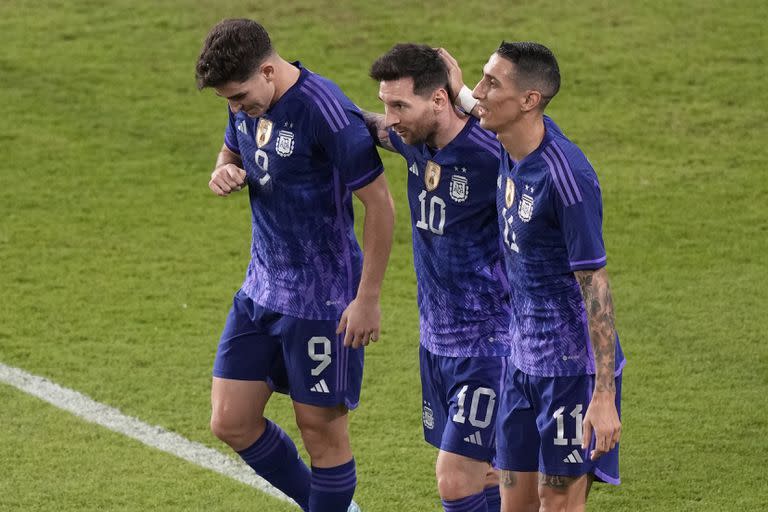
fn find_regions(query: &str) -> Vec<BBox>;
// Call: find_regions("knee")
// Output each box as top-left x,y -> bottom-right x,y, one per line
210,411 -> 264,449
538,471 -> 591,512
537,480 -> 571,512
436,468 -> 476,501
296,416 -> 348,460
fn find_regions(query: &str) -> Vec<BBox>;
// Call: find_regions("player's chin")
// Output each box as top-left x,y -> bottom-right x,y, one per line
395,130 -> 412,144
244,106 -> 265,118
477,114 -> 496,132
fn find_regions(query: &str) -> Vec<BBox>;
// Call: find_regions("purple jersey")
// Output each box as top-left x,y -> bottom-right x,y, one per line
224,63 -> 384,320
497,116 -> 625,376
389,118 -> 511,357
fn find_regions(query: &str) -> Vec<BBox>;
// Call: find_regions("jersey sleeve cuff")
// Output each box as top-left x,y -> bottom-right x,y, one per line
223,138 -> 241,155
346,164 -> 384,191
568,255 -> 607,271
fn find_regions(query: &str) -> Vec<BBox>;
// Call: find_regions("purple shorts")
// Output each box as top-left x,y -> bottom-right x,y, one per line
420,345 -> 504,462
213,289 -> 364,409
496,359 -> 622,484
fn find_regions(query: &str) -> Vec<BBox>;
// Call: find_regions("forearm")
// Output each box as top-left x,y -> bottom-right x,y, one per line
356,194 -> 395,300
575,268 -> 617,393
361,110 -> 396,152
214,145 -> 243,170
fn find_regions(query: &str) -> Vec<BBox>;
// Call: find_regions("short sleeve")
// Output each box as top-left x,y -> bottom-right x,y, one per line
551,165 -> 607,271
223,107 -> 241,155
314,106 -> 384,191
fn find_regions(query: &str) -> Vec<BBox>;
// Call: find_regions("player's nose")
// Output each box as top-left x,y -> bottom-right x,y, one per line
384,111 -> 399,127
228,100 -> 241,113
471,82 -> 485,100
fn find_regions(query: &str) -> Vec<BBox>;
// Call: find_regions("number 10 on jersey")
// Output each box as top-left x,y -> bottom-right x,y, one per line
416,190 -> 446,235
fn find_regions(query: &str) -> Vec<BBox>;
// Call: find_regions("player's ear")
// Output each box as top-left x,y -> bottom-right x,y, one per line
521,90 -> 542,112
433,88 -> 449,112
260,63 -> 275,81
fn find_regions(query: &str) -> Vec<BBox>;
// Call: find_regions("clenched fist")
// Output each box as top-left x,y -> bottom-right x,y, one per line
209,164 -> 247,196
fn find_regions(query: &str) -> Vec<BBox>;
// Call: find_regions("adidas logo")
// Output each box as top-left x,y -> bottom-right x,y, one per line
463,431 -> 482,446
310,379 -> 330,394
237,120 -> 248,134
563,449 -> 584,464
409,162 -> 419,176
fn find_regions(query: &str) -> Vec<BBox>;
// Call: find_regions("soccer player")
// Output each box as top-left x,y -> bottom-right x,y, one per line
363,44 -> 513,512
438,44 -> 625,511
195,19 -> 395,512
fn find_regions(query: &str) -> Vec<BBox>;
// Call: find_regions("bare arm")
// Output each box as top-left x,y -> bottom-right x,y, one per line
336,173 -> 395,348
575,267 -> 622,459
361,110 -> 396,152
209,144 -> 247,196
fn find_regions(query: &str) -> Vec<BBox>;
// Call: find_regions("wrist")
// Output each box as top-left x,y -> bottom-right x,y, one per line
456,85 -> 478,114
354,290 -> 381,303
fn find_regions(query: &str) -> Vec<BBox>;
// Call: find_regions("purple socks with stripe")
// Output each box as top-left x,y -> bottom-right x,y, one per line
309,458 -> 357,512
442,490 -> 489,512
484,485 -> 501,512
237,420 -> 311,511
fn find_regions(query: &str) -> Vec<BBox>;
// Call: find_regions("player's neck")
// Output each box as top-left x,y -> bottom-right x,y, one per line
270,58 -> 301,105
497,114 -> 545,162
429,110 -> 468,150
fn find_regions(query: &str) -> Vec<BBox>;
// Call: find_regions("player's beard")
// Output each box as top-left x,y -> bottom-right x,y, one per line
403,116 -> 440,147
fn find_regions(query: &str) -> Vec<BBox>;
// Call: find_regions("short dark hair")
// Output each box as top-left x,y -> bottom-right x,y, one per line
369,43 -> 449,97
496,41 -> 560,107
195,19 -> 273,89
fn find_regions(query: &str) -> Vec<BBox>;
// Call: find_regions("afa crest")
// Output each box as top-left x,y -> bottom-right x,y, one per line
449,174 -> 469,203
505,178 -> 515,208
256,118 -> 273,148
425,161 -> 441,191
423,403 -> 435,430
276,130 -> 295,157
518,194 -> 535,222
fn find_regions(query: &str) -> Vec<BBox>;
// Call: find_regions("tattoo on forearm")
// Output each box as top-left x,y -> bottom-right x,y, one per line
361,111 -> 395,152
501,470 -> 517,488
539,473 -> 576,490
575,268 -> 617,393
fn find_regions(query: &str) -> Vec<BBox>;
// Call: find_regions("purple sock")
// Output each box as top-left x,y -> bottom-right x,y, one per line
442,490 -> 489,512
237,419 -> 311,511
309,458 -> 357,512
484,485 -> 501,512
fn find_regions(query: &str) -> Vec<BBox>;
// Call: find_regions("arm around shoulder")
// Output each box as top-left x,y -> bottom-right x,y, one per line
361,110 -> 396,152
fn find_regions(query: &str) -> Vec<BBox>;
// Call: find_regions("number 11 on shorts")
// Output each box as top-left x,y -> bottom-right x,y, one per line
553,404 -> 583,446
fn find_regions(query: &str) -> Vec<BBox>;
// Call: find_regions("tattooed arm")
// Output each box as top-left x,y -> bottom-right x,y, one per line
575,267 -> 622,460
361,110 -> 396,152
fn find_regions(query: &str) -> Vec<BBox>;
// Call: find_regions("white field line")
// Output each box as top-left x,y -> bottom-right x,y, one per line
0,362 -> 294,506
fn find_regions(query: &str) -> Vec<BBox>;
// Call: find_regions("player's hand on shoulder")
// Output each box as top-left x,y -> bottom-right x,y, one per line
209,164 -> 247,196
336,296 -> 381,349
436,48 -> 465,103
582,390 -> 622,460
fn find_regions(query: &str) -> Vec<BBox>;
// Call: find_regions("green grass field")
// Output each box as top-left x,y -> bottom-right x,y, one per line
1,0 -> 766,510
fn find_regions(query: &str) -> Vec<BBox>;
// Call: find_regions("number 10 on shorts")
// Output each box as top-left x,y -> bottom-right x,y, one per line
452,386 -> 496,428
